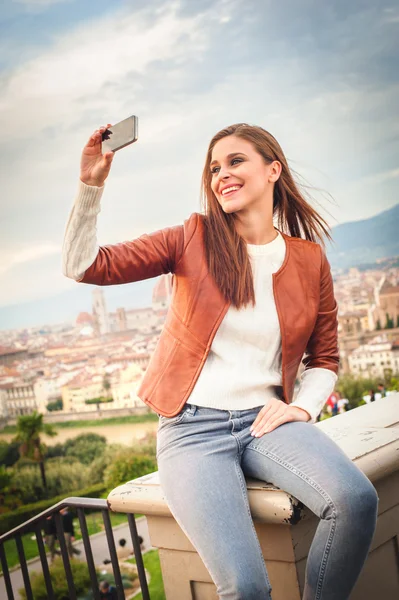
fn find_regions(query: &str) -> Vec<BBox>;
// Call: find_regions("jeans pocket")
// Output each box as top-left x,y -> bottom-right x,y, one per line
159,407 -> 186,426
159,403 -> 197,426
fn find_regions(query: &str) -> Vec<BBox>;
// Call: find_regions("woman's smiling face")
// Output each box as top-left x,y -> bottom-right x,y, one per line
210,135 -> 280,214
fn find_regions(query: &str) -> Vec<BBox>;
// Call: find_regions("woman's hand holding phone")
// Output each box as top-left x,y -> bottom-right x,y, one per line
80,124 -> 115,187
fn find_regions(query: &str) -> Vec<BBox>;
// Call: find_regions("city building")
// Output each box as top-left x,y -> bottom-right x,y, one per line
108,307 -> 159,334
0,346 -> 29,366
338,310 -> 369,336
109,363 -> 147,409
61,373 -> 106,413
0,388 -> 8,419
1,380 -> 38,417
61,364 -> 147,413
377,283 -> 399,328
348,335 -> 399,379
153,273 -> 173,316
92,288 -> 110,335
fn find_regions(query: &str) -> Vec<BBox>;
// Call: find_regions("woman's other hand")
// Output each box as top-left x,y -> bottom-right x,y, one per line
250,398 -> 310,437
80,124 -> 115,187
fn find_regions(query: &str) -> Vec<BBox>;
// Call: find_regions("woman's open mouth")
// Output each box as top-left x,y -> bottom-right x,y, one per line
221,185 -> 242,198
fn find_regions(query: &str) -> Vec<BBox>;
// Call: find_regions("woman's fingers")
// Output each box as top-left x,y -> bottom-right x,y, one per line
250,399 -> 287,437
250,398 -> 280,432
251,410 -> 282,436
249,403 -> 310,439
253,414 -> 288,437
87,124 -> 112,145
250,405 -> 269,432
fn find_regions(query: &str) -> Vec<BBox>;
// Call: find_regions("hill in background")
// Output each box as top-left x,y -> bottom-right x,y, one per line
327,203 -> 399,270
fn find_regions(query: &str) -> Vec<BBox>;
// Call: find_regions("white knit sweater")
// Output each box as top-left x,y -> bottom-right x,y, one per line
62,180 -> 338,423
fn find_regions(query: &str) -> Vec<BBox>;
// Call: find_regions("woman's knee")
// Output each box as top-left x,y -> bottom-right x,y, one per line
357,479 -> 379,517
332,475 -> 379,519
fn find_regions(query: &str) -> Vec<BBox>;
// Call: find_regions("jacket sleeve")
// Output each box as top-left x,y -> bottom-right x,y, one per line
62,180 -> 187,286
302,246 -> 339,375
78,224 -> 185,286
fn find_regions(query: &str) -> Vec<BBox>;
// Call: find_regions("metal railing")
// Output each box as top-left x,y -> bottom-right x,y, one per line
0,497 -> 150,600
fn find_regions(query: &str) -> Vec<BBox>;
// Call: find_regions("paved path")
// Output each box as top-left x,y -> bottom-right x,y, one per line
0,517 -> 151,599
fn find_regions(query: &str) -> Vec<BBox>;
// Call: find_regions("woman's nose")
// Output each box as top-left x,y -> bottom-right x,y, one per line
218,168 -> 231,180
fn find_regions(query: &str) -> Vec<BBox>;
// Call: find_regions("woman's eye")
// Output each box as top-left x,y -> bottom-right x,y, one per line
211,158 -> 242,174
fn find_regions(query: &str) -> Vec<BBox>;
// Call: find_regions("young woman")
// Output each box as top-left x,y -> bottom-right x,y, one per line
62,123 -> 378,600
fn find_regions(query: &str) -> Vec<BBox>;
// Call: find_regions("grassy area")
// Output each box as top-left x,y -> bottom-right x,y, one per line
129,549 -> 166,600
2,510 -> 132,571
3,533 -> 39,572
0,412 -> 158,434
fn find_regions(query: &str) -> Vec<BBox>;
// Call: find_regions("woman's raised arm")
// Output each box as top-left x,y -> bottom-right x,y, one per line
62,125 -> 185,285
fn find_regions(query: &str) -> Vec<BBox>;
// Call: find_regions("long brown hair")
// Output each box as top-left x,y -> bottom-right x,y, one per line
201,123 -> 332,309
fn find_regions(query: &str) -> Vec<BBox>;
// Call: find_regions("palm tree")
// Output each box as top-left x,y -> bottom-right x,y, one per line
13,411 -> 57,490
102,374 -> 111,399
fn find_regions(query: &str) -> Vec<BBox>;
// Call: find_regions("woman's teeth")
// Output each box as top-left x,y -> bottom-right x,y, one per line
221,186 -> 241,196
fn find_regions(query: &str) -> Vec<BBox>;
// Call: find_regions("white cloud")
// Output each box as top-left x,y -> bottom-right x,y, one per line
1,243 -> 60,275
366,168 -> 399,184
1,5 -> 207,134
382,6 -> 399,23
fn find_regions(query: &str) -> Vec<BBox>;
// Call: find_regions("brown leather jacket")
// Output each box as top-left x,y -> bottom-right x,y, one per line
79,213 -> 339,417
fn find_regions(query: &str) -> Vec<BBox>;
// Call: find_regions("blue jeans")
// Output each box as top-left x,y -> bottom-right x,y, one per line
156,404 -> 378,600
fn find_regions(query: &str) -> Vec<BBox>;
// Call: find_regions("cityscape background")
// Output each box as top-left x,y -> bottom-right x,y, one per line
1,0 -> 399,420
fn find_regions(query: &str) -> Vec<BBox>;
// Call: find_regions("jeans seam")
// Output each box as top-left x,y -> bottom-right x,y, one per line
234,455 -> 272,594
247,445 -> 336,599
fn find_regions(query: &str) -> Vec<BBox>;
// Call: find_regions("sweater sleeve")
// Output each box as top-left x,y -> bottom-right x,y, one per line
290,367 -> 338,424
62,180 -> 104,281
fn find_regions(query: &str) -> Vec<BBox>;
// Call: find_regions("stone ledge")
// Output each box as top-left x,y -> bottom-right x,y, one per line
108,394 -> 399,525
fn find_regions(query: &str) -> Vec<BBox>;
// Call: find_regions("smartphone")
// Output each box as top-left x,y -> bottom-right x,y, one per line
101,115 -> 138,153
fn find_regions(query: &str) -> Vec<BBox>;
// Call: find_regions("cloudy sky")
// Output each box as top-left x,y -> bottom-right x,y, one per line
1,0 -> 398,330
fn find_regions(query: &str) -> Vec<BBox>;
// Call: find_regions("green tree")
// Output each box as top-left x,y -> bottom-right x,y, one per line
46,442 -> 67,460
12,459 -> 91,503
64,432 -> 107,465
84,396 -> 113,405
13,412 -> 57,490
383,368 -> 393,385
388,376 -> 399,392
0,440 -> 20,467
396,315 -> 399,328
0,464 -> 25,512
19,557 -> 91,600
88,443 -> 124,484
103,374 -> 111,397
104,449 -> 156,489
47,397 -> 63,411
376,318 -> 382,330
385,312 -> 394,329
336,374 -> 379,410
88,434 -> 156,486
0,465 -> 12,492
